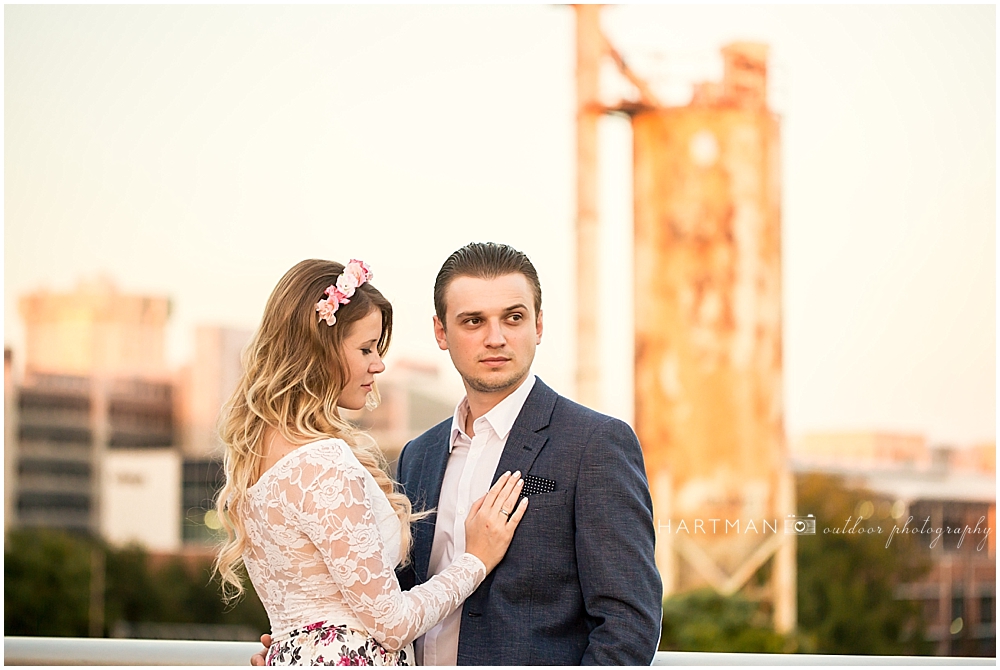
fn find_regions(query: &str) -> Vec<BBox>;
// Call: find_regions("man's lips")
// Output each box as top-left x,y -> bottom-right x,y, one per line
479,357 -> 511,368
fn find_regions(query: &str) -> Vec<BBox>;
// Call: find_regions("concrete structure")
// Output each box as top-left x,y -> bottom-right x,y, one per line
15,372 -> 98,531
630,42 -> 795,631
11,278 -> 181,551
171,325 -> 250,543
176,326 -> 251,460
101,449 -> 181,552
18,277 -> 170,379
5,348 -> 18,532
14,371 -> 177,540
792,433 -> 996,656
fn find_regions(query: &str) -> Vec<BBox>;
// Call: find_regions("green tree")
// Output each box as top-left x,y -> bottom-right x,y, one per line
101,546 -> 269,633
104,545 -> 165,625
796,474 -> 931,655
659,589 -> 793,653
5,528 -> 268,637
4,528 -> 93,636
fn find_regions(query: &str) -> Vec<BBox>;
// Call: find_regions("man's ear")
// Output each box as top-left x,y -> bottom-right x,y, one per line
535,309 -> 543,345
433,315 -> 449,351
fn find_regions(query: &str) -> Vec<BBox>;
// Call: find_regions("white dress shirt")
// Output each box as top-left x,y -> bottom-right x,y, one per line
416,373 -> 536,666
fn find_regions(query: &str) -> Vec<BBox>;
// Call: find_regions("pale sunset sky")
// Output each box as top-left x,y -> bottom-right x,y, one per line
4,4 -> 995,445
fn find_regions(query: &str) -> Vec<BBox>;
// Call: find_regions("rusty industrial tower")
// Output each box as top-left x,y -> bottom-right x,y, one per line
574,6 -> 795,632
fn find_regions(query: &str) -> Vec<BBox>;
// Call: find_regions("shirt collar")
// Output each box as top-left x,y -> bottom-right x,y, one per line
449,374 -> 536,451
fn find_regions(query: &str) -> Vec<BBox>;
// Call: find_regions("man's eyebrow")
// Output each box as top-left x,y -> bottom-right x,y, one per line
454,304 -> 528,320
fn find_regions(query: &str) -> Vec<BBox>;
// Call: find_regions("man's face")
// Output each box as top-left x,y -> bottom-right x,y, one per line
433,273 -> 543,395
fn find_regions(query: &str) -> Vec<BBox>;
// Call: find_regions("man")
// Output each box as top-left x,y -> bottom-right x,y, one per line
252,242 -> 661,665
396,242 -> 661,665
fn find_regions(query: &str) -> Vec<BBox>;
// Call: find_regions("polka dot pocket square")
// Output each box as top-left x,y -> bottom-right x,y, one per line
518,474 -> 556,502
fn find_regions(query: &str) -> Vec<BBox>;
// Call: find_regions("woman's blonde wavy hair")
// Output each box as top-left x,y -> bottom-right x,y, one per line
213,259 -> 417,601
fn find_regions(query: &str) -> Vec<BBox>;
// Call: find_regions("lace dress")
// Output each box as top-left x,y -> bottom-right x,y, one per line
242,438 -> 486,666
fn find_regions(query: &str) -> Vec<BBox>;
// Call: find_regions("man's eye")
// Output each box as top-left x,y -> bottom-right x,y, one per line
509,314 -> 523,322
466,318 -> 481,325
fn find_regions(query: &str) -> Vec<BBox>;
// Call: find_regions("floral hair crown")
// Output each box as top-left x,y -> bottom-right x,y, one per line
315,259 -> 374,326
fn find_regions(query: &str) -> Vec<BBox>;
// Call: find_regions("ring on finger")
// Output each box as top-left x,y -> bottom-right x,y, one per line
500,509 -> 510,517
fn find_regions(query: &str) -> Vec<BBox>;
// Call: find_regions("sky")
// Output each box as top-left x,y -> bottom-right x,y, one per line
4,4 -> 995,446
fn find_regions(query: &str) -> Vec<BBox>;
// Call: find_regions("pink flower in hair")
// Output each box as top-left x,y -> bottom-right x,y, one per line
351,259 -> 373,281
316,295 -> 340,326
315,260 -> 372,327
336,259 -> 373,297
325,284 -> 349,301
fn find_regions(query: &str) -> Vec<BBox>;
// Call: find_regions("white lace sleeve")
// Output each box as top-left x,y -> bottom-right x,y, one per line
287,447 -> 486,652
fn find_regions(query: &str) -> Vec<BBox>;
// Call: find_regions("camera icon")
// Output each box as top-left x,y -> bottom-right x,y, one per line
785,514 -> 816,535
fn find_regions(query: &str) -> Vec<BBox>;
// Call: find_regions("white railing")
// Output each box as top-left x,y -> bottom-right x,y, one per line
4,637 -> 995,666
651,651 -> 993,665
4,637 -> 259,665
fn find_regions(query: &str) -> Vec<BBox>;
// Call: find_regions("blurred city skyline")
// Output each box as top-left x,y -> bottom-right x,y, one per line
5,4 -> 995,445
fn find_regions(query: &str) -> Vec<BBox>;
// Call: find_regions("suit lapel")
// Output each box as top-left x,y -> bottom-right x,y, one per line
413,424 -> 451,582
492,378 -> 558,485
414,380 -> 559,580
493,427 -> 547,484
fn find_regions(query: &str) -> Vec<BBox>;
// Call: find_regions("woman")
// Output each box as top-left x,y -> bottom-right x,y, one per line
214,259 -> 528,666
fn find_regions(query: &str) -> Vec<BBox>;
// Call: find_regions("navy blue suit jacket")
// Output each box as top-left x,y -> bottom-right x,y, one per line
396,378 -> 662,665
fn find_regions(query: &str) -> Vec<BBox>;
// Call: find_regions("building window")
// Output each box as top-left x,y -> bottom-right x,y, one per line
18,425 -> 92,443
18,491 -> 89,509
981,596 -> 995,624
952,595 -> 964,622
943,514 -> 965,552
182,459 -> 225,543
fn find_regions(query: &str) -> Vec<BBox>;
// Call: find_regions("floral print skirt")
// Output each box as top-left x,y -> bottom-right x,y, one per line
266,621 -> 413,666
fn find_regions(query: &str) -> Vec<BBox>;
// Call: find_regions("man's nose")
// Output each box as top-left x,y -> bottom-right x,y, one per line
483,319 -> 506,347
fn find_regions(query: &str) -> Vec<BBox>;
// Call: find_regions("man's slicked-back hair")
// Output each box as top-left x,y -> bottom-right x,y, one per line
434,242 -> 542,324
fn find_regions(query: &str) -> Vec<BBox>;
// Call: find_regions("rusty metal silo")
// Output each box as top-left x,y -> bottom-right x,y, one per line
632,43 -> 796,631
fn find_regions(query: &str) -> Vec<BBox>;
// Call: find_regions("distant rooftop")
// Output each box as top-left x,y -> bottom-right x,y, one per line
791,431 -> 996,504
791,459 -> 996,505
